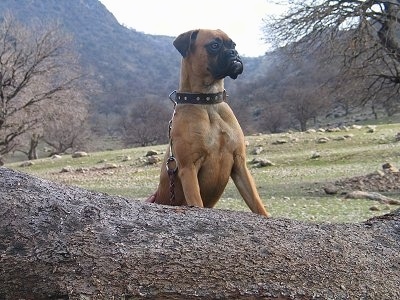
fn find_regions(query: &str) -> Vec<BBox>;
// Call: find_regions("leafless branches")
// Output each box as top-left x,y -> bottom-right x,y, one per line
0,13 -> 90,159
120,100 -> 171,147
264,0 -> 400,111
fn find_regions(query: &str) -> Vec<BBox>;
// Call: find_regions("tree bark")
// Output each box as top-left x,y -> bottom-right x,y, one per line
28,134 -> 40,160
0,167 -> 399,299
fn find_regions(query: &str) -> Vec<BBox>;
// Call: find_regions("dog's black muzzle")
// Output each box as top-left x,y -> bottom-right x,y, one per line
226,49 -> 243,79
211,49 -> 243,80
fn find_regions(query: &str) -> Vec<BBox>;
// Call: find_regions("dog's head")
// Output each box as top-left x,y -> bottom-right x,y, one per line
173,29 -> 243,80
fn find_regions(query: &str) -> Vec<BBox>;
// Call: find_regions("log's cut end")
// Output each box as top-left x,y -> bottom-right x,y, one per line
1,166 -> 399,299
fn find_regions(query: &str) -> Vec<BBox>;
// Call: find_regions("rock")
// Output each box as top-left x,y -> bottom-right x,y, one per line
395,132 -> 400,142
19,161 -> 34,167
311,151 -> 321,159
60,166 -> 73,173
382,163 -> 399,173
52,154 -> 62,159
326,127 -> 341,132
257,159 -> 274,167
375,170 -> 385,177
366,125 -> 376,133
72,151 -> 88,158
306,129 -> 316,133
317,137 -> 330,143
145,150 -> 158,157
147,155 -> 161,165
351,125 -> 363,130
369,205 -> 380,211
251,146 -> 263,155
104,163 -> 118,169
384,205 -> 392,210
250,158 -> 274,167
333,136 -> 346,141
341,126 -> 350,132
323,184 -> 339,195
272,139 -> 288,145
121,155 -> 131,162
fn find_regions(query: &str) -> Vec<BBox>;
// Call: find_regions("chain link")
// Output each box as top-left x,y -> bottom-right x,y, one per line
166,91 -> 178,204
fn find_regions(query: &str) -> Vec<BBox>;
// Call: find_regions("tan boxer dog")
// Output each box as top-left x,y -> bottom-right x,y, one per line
147,29 -> 269,216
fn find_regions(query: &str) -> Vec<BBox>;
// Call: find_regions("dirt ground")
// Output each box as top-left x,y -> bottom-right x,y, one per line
330,166 -> 400,194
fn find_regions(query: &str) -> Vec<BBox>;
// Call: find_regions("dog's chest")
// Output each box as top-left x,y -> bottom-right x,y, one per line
205,108 -> 241,151
173,104 -> 243,154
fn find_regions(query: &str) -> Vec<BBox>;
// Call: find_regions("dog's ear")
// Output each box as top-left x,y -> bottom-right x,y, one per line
173,29 -> 199,57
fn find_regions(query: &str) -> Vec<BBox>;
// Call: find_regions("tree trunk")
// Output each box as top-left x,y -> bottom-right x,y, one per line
28,134 -> 40,160
299,119 -> 307,132
0,167 -> 399,299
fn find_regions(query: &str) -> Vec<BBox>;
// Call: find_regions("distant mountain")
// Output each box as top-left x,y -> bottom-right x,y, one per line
5,1 -> 378,140
0,0 -> 182,113
0,0 -> 267,118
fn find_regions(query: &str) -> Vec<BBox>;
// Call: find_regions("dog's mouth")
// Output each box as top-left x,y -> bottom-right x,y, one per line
228,58 -> 243,79
211,55 -> 243,80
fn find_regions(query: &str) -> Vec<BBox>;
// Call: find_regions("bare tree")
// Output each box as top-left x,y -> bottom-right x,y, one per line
13,89 -> 91,159
0,13 -> 85,160
257,102 -> 288,133
91,112 -> 121,137
41,90 -> 91,155
264,0 -> 400,112
120,100 -> 171,147
284,67 -> 331,131
229,97 -> 255,134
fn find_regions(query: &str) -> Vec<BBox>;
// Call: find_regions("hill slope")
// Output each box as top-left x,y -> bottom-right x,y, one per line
0,0 -> 181,113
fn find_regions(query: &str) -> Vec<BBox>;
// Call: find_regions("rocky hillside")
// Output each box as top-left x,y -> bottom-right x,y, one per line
0,0 -> 181,113
0,0 -> 269,115
0,0 -> 268,114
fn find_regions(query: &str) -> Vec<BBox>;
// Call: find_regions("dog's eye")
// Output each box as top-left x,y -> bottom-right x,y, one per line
207,41 -> 222,54
211,43 -> 219,50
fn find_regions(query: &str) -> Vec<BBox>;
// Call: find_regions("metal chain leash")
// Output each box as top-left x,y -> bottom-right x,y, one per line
166,91 -> 178,204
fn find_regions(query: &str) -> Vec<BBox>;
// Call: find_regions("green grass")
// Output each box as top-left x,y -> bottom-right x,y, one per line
5,123 -> 400,223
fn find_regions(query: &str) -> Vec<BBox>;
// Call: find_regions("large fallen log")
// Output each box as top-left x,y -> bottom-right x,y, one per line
0,166 -> 399,299
345,190 -> 400,205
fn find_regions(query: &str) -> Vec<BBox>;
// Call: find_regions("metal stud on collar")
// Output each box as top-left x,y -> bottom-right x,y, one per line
171,90 -> 227,104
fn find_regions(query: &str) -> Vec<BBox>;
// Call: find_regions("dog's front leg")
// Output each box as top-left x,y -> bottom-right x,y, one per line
231,154 -> 269,216
178,166 -> 204,207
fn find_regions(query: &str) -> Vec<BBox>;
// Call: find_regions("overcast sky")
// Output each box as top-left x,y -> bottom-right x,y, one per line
98,0 -> 286,57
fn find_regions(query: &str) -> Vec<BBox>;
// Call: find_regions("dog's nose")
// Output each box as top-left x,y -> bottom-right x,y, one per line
225,49 -> 239,60
228,49 -> 238,57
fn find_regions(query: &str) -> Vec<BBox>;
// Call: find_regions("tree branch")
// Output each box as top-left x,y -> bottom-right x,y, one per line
1,167 -> 399,299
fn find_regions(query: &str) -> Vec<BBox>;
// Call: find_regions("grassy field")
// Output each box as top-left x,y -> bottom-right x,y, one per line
5,123 -> 400,223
